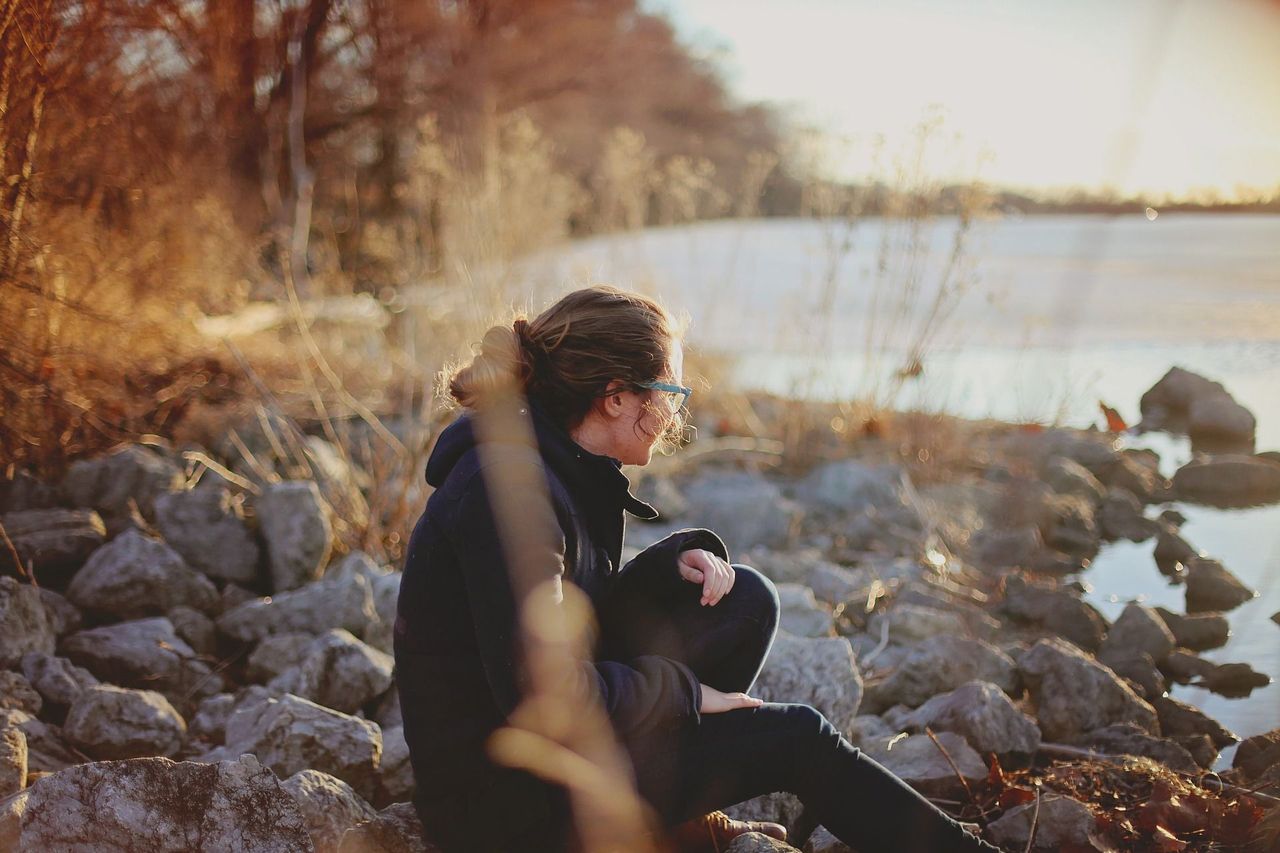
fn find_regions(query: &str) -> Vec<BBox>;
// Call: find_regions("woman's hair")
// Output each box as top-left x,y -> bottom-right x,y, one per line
446,285 -> 685,440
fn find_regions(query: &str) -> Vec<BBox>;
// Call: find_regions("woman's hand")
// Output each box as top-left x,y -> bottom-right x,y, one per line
677,548 -> 735,606
699,683 -> 764,714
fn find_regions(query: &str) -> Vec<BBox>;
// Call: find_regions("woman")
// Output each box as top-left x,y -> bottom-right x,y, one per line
394,285 -> 1001,852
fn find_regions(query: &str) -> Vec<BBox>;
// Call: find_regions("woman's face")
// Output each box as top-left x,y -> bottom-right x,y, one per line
608,341 -> 685,466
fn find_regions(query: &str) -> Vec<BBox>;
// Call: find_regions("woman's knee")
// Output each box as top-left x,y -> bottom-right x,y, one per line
727,564 -> 780,633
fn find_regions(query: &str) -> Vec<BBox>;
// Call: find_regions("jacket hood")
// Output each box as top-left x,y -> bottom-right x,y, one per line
424,401 -> 660,520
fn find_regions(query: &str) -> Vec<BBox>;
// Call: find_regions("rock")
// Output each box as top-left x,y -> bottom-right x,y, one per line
1184,557 -> 1255,612
1160,649 -> 1216,684
1199,661 -> 1270,697
375,687 -> 403,731
863,636 -> 1017,714
966,525 -> 1043,571
0,754 -> 312,850
753,632 -> 862,735
377,725 -> 415,805
0,469 -> 57,514
1153,607 -> 1230,651
0,709 -> 82,773
222,581 -> 258,611
61,617 -> 223,709
1150,695 -> 1237,748
1072,723 -> 1198,773
682,472 -> 801,551
257,480 -> 335,592
154,485 -> 261,584
363,571 -> 402,655
1091,454 -> 1159,501
0,671 -> 41,715
794,460 -> 904,513
61,444 -> 184,522
1173,455 -> 1280,506
19,652 -> 98,713
282,629 -> 395,714
1043,494 -> 1100,557
189,692 -> 236,744
38,588 -> 81,636
862,731 -> 987,797
1095,649 -> 1165,700
0,508 -> 105,587
283,768 -> 378,853
1153,527 -> 1198,574
217,572 -> 378,643
1017,638 -> 1158,742
1175,734 -> 1220,769
903,681 -> 1041,757
338,802 -> 432,853
1233,728 -> 1280,781
632,474 -> 688,520
210,692 -> 383,801
1000,574 -> 1108,652
1099,603 -> 1175,664
1044,457 -> 1107,503
66,529 -> 218,619
0,576 -> 55,668
1188,393 -> 1256,446
1097,489 -> 1159,541
64,684 -> 186,760
776,584 -> 834,637
247,632 -> 318,683
866,603 -> 975,648
168,604 -> 217,654
0,727 -> 26,797
802,825 -> 852,853
725,833 -> 795,852
806,562 -> 874,605
987,794 -> 1102,851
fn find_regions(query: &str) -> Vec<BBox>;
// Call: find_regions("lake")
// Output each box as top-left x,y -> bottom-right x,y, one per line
527,214 -> 1280,760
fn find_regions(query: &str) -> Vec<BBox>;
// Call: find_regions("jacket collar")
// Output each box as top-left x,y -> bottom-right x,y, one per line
527,399 -> 659,521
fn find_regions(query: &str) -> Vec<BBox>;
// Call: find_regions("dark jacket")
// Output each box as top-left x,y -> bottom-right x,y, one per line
394,400 -> 729,850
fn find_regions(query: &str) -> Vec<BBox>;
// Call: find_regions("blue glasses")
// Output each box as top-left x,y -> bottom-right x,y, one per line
634,380 -> 692,413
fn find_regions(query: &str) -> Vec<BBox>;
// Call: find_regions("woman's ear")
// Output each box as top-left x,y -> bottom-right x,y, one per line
601,380 -> 627,417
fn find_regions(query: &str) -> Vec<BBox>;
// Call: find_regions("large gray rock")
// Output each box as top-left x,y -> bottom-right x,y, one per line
866,603 -> 975,647
277,629 -> 395,714
258,480 -> 334,592
776,584 -> 835,637
987,794 -> 1102,851
217,573 -> 378,643
337,802 -> 432,853
1188,393 -> 1257,446
61,444 -> 184,522
1097,488 -> 1159,541
64,684 -> 186,760
1153,526 -> 1198,573
0,754 -> 313,851
966,525 -> 1042,571
363,571 -> 402,655
863,636 -> 1017,714
1173,455 -> 1280,506
1017,638 -> 1158,742
247,632 -> 318,683
283,768 -> 377,853
724,833 -> 794,852
168,604 -> 217,655
0,576 -> 55,668
1150,695 -> 1237,749
20,652 -> 98,712
188,692 -> 236,745
1154,607 -> 1230,651
1233,728 -> 1280,781
1139,367 -> 1256,445
681,472 -> 801,551
0,726 -> 25,797
61,617 -> 223,709
1072,723 -> 1198,773
0,709 -> 82,773
1184,557 -> 1256,612
38,587 -> 82,637
65,529 -> 218,619
1044,457 -> 1107,503
154,485 -> 261,584
1098,603 -> 1175,664
794,460 -> 904,513
209,692 -> 383,801
1000,574 -> 1108,652
753,632 -> 862,735
0,508 -> 105,587
903,681 -> 1041,757
861,731 -> 987,797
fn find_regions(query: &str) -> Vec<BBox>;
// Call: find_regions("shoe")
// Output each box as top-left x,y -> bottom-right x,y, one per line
667,810 -> 788,852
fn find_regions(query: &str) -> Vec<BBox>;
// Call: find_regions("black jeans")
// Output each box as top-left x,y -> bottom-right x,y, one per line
603,562 -> 1003,853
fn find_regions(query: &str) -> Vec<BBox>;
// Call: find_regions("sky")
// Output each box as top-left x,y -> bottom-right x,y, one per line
652,0 -> 1280,197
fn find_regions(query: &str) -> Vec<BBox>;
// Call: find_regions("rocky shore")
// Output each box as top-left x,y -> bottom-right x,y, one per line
2,366 -> 1278,852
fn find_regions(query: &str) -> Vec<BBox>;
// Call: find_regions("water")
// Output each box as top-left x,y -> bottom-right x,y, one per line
525,213 -> 1280,755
